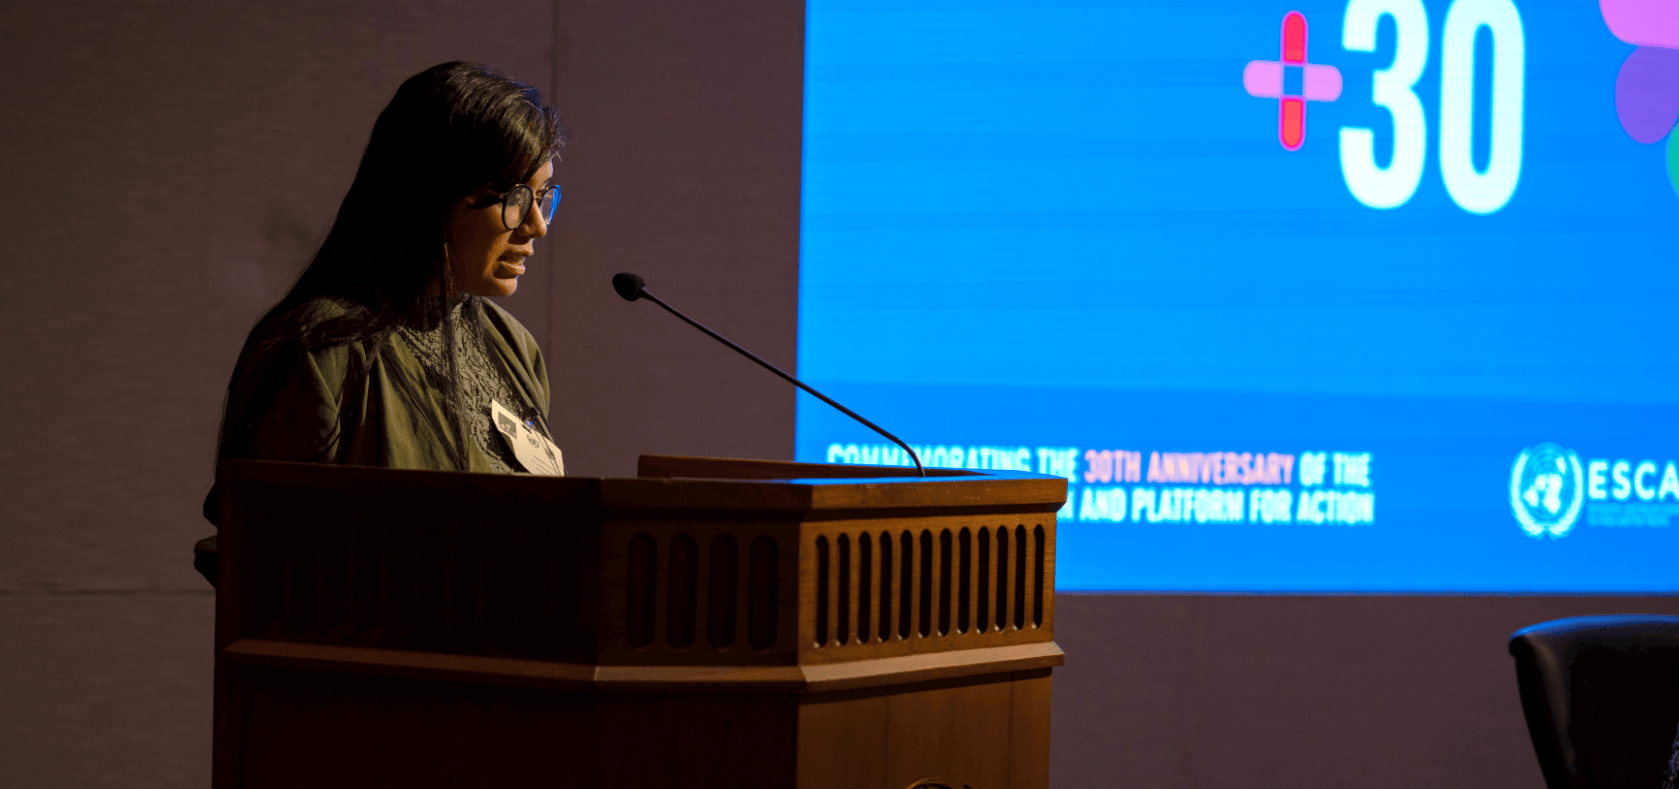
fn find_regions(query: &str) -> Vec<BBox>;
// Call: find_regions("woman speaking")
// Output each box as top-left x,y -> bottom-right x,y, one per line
200,61 -> 564,552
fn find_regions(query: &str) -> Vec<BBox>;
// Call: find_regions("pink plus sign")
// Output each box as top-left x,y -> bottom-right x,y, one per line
1243,11 -> 1343,151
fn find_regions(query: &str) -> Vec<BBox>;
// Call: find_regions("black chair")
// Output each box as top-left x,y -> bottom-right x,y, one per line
1510,615 -> 1679,789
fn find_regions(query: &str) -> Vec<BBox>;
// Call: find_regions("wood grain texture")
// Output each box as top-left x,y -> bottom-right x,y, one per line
1009,668 -> 1055,788
797,693 -> 889,789
794,672 -> 1055,789
885,675 -> 1017,789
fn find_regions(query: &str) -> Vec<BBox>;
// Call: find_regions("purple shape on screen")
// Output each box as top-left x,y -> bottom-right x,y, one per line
1601,0 -> 1679,49
1243,61 -> 1341,101
1616,45 -> 1679,144
1303,64 -> 1342,101
1244,60 -> 1283,98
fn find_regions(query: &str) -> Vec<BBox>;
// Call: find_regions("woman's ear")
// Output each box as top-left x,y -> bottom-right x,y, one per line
442,199 -> 470,244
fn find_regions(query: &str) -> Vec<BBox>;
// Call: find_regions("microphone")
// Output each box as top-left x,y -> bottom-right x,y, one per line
612,272 -> 926,476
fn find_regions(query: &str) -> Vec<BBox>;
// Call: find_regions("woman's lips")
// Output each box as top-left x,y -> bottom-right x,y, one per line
496,256 -> 527,277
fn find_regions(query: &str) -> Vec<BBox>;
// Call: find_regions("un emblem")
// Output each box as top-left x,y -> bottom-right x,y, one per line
1509,443 -> 1584,538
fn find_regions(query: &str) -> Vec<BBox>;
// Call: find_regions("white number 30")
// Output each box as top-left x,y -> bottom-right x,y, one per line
1339,0 -> 1525,214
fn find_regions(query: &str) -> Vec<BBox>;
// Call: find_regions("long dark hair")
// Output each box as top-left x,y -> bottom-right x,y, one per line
219,62 -> 564,470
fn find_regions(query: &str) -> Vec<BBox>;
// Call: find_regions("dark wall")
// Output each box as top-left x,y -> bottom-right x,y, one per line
0,2 -> 1667,787
545,0 -> 804,475
1052,594 -> 1679,789
0,2 -> 798,785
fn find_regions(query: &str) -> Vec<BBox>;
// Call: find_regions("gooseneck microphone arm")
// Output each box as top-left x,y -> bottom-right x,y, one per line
612,272 -> 926,477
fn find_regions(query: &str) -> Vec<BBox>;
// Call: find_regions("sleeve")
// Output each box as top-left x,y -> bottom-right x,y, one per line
224,346 -> 347,463
204,338 -> 351,527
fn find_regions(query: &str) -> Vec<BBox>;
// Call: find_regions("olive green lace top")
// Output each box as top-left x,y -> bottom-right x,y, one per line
203,296 -> 552,526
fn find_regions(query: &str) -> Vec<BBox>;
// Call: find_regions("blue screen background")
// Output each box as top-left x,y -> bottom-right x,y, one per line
795,0 -> 1679,591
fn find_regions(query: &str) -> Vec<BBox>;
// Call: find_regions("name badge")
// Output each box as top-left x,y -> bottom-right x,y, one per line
490,400 -> 564,476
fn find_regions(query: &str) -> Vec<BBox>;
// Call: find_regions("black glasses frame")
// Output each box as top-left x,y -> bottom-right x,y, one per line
491,183 -> 561,230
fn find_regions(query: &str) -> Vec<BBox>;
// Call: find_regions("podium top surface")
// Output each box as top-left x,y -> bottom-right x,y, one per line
217,455 -> 1068,517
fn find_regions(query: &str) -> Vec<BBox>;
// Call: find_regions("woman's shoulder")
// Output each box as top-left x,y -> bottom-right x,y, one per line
259,296 -> 367,340
478,298 -> 541,356
239,296 -> 380,377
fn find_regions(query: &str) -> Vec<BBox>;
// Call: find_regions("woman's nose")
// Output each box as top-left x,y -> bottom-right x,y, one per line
519,203 -> 549,239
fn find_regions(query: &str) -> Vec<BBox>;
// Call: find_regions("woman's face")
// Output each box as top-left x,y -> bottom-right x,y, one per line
448,159 -> 555,298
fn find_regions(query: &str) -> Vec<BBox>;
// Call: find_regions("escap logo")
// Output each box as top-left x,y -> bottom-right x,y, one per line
1509,443 -> 1585,539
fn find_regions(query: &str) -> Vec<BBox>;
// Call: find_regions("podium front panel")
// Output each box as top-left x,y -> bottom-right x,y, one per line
213,457 -> 1067,788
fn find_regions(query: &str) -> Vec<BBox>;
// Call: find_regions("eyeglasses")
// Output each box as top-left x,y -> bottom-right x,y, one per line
491,183 -> 561,230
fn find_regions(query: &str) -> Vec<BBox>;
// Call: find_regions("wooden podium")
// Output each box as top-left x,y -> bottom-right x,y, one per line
212,455 -> 1066,788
